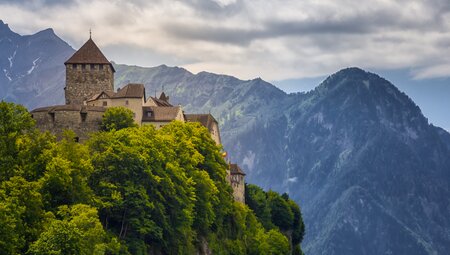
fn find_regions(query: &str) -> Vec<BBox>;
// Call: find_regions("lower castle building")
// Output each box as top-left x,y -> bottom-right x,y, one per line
30,36 -> 245,202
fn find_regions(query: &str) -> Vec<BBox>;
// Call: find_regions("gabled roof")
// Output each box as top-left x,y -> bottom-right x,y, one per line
86,84 -> 145,102
64,38 -> 114,71
114,84 -> 145,99
184,114 -> 218,132
86,91 -> 115,102
142,106 -> 182,122
230,164 -> 246,176
150,96 -> 173,107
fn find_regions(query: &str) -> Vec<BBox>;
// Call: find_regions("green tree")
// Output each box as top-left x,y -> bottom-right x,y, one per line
246,185 -> 305,254
288,199 -> 305,247
0,101 -> 35,182
0,103 -> 305,254
29,204 -> 110,255
39,131 -> 94,210
245,184 -> 273,229
268,191 -> 294,232
257,229 -> 290,255
101,107 -> 137,131
88,125 -> 197,254
0,177 -> 46,254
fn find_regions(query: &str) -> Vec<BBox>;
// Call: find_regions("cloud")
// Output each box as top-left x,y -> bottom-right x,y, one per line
0,0 -> 449,80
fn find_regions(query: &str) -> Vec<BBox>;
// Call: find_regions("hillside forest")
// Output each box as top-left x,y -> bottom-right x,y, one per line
0,102 -> 304,255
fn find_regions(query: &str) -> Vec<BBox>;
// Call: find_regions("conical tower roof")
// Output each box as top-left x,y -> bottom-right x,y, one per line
65,38 -> 113,68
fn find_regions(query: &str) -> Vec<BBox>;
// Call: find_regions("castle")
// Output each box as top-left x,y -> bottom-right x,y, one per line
30,36 -> 245,202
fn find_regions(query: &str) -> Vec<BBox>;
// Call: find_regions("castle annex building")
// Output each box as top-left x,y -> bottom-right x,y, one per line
30,37 -> 245,202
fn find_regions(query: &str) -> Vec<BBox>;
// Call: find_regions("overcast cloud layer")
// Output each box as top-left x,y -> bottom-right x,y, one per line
1,0 -> 450,80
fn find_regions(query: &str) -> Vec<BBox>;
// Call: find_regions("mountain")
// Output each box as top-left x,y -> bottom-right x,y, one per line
280,69 -> 450,254
1,25 -> 450,255
99,65 -> 450,255
0,20 -> 74,108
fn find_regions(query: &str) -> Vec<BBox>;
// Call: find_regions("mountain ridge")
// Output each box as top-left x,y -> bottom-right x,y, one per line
1,25 -> 450,255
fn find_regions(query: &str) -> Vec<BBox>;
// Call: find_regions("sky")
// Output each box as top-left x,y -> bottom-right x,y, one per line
0,0 -> 450,82
0,0 -> 449,130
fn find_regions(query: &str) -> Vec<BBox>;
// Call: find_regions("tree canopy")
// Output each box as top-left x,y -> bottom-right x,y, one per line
101,107 -> 137,131
0,102 -> 305,255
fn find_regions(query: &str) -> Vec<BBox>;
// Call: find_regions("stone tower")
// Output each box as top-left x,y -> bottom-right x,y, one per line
64,37 -> 115,105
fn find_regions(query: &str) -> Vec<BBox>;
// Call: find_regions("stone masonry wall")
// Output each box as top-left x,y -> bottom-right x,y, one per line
32,110 -> 104,142
230,175 -> 245,203
65,64 -> 114,105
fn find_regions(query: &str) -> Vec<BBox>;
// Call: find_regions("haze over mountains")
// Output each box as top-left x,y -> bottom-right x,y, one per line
1,22 -> 450,255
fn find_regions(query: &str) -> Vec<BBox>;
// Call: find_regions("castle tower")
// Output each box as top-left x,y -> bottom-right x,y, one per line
64,37 -> 115,105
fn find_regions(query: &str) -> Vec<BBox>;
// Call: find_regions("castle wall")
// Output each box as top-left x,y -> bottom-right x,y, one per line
209,122 -> 221,145
112,98 -> 145,124
32,109 -> 104,142
230,175 -> 245,203
88,97 -> 145,124
65,64 -> 114,105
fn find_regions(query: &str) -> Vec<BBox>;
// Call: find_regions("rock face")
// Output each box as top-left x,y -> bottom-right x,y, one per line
2,25 -> 450,255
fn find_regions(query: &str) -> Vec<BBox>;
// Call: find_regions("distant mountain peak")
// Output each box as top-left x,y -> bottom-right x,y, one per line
37,28 -> 55,34
0,20 -> 15,37
319,67 -> 397,93
337,66 -> 368,74
327,67 -> 376,82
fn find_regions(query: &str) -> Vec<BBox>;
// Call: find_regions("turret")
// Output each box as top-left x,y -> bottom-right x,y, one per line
64,37 -> 115,105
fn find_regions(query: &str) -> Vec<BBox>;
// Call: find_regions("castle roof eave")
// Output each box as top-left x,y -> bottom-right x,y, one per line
31,104 -> 107,113
64,38 -> 115,72
229,163 -> 246,176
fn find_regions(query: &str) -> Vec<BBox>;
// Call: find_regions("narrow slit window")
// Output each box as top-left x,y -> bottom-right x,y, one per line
49,112 -> 55,122
81,112 -> 87,122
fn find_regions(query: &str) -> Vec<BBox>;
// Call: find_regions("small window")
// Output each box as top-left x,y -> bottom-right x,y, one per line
125,100 -> 129,105
99,64 -> 103,70
81,112 -> 87,122
72,64 -> 77,69
90,64 -> 95,70
146,111 -> 153,117
81,64 -> 86,70
102,101 -> 107,106
49,112 -> 55,122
